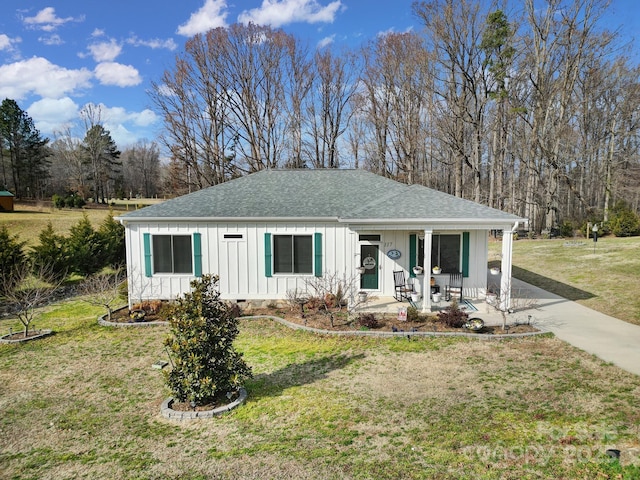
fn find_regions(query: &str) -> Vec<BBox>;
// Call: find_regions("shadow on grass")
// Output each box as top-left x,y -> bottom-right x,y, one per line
511,266 -> 596,301
246,353 -> 365,400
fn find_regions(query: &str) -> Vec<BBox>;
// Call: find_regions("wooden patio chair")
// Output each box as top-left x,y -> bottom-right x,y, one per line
393,270 -> 414,302
445,272 -> 463,302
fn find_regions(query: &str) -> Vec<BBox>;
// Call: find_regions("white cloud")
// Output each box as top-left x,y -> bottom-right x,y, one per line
23,7 -> 84,32
82,103 -> 159,147
317,35 -> 335,49
238,0 -> 343,28
94,62 -> 142,87
39,34 -> 64,46
0,57 -> 92,100
28,97 -> 79,134
177,0 -> 229,37
126,35 -> 178,51
88,39 -> 122,62
0,34 -> 21,55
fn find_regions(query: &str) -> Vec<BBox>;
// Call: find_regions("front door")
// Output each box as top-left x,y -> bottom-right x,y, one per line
360,244 -> 379,290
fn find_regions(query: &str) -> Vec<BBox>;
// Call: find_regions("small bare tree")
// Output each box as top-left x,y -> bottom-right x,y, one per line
302,271 -> 372,327
1,262 -> 65,338
487,276 -> 539,330
79,269 -> 126,321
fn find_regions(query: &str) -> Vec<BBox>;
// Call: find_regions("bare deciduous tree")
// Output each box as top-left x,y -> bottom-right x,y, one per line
1,262 -> 64,338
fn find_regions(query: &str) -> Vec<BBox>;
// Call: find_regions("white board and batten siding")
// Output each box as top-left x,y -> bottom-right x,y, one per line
125,221 -> 354,304
125,221 -> 493,305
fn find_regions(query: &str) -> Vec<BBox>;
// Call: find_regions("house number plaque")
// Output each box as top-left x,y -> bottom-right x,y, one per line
386,249 -> 401,260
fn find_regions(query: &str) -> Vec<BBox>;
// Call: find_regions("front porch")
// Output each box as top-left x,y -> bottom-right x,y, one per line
356,295 -> 507,326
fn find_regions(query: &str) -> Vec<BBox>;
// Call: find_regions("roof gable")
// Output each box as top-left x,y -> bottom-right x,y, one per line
119,169 -> 523,224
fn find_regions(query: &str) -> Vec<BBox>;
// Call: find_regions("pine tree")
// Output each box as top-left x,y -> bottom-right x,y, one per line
82,124 -> 121,203
0,99 -> 50,198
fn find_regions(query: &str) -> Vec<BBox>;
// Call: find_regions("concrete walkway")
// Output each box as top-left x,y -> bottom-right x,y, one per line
511,278 -> 640,377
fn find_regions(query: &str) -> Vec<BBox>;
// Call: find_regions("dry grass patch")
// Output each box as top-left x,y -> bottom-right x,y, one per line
1,307 -> 639,479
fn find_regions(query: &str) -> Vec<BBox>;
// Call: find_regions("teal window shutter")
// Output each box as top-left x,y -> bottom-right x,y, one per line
409,234 -> 417,277
462,232 -> 470,277
314,232 -> 322,277
143,233 -> 152,277
264,233 -> 272,277
193,232 -> 202,277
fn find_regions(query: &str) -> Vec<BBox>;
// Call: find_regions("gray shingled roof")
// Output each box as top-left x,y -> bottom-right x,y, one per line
118,169 -> 523,223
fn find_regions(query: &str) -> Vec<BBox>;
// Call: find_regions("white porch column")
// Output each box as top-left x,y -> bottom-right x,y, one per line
421,228 -> 433,313
499,223 -> 518,311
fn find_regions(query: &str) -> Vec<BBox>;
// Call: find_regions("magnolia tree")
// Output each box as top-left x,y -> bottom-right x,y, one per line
163,275 -> 252,407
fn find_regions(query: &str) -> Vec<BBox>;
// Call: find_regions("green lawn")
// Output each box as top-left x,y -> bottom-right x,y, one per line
490,236 -> 640,326
0,300 -> 639,479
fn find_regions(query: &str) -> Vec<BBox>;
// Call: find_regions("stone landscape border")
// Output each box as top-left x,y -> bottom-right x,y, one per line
161,388 -> 248,420
98,306 -> 168,327
243,315 -> 549,340
0,329 -> 54,344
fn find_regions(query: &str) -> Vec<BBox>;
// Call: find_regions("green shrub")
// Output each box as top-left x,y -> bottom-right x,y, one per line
30,222 -> 70,280
559,221 -> 575,238
52,194 -> 64,209
609,202 -> 640,237
406,306 -> 420,322
0,225 -> 26,279
67,214 -> 102,276
164,275 -> 252,406
97,212 -> 125,268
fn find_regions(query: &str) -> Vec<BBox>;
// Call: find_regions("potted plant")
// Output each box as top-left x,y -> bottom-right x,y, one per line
432,266 -> 442,274
464,318 -> 485,331
413,266 -> 424,275
411,291 -> 421,302
356,266 -> 366,275
358,291 -> 368,303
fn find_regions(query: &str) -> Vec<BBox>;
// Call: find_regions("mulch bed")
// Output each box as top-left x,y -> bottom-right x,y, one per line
242,306 -> 539,335
108,307 -> 164,324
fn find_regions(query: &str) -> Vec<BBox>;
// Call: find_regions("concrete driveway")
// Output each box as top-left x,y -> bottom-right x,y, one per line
511,278 -> 640,377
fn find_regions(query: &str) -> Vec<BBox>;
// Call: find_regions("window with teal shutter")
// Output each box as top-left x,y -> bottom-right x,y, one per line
314,232 -> 322,277
409,234 -> 417,277
264,233 -> 272,277
143,233 -> 152,277
193,232 -> 202,277
462,232 -> 470,277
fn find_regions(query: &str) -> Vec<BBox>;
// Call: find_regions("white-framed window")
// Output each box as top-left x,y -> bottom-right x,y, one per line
273,234 -> 313,274
152,235 -> 192,274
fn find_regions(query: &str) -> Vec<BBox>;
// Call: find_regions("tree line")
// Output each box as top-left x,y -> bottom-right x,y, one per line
0,101 -> 162,204
1,0 -> 639,235
152,0 -> 640,234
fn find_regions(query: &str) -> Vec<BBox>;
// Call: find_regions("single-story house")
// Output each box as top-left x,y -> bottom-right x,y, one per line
117,169 -> 526,312
0,190 -> 14,212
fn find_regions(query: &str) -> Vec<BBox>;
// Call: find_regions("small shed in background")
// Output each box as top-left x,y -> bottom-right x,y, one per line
0,190 -> 15,212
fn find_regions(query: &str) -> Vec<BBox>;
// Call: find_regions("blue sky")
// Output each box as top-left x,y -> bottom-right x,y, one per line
0,0 -> 638,149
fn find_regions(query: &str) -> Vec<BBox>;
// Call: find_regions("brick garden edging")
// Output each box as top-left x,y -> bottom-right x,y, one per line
161,388 -> 248,421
